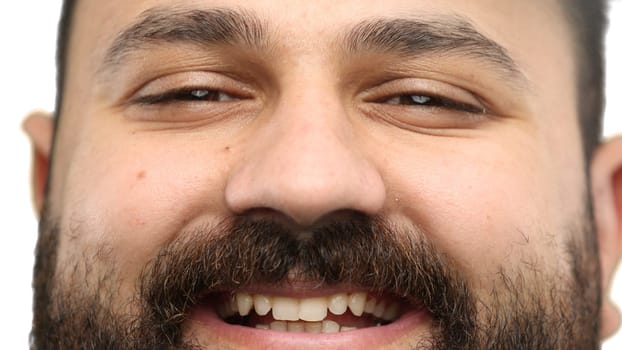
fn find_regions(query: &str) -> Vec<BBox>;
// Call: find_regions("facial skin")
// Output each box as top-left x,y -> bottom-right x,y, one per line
24,0 -> 622,349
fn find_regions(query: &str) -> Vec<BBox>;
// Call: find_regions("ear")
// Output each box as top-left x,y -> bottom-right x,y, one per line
591,136 -> 622,339
22,110 -> 54,218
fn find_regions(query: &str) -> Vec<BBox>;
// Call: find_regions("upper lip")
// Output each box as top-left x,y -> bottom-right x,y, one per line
216,282 -> 379,298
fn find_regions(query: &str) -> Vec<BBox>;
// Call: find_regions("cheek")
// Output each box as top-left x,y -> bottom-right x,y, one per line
58,133 -> 232,285
380,132 -> 563,279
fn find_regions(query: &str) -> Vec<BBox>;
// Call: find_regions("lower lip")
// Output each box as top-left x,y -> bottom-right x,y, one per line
189,304 -> 431,349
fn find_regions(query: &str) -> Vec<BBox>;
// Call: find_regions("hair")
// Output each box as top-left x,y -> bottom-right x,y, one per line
53,0 -> 608,161
53,0 -> 77,134
562,0 -> 609,162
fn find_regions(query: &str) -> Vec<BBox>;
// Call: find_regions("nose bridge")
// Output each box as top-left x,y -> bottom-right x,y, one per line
224,80 -> 386,226
273,87 -> 352,180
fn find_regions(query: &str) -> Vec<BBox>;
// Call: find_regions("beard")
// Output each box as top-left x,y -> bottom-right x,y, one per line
31,208 -> 601,350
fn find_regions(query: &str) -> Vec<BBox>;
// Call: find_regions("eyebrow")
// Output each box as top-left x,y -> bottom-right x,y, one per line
343,17 -> 527,84
100,7 -> 269,73
100,7 -> 528,86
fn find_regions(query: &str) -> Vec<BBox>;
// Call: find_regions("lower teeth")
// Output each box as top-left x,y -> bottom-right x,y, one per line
255,320 -> 363,333
225,315 -> 389,333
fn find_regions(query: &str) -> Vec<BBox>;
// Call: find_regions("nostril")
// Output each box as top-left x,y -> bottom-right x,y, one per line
237,207 -> 299,227
236,208 -> 317,240
311,209 -> 370,229
233,208 -> 370,241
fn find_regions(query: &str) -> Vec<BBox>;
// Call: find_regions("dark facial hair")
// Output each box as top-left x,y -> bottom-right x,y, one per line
31,211 -> 601,349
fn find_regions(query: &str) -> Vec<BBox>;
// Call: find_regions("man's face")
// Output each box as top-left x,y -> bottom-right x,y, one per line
33,0 -> 605,349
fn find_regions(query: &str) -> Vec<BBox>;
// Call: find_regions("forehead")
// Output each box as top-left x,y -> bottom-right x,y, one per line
69,0 -> 570,69
73,0 -> 565,28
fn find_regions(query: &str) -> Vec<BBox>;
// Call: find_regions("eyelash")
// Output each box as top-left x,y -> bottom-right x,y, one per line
134,88 -> 239,105
379,94 -> 485,114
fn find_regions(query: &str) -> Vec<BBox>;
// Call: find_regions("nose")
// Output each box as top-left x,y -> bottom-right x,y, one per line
224,87 -> 386,227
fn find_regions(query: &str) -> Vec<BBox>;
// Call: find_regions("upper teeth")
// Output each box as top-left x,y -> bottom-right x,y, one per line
217,292 -> 401,323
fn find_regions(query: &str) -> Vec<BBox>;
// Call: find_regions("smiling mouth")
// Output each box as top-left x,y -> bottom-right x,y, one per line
188,286 -> 431,349
210,290 -> 410,333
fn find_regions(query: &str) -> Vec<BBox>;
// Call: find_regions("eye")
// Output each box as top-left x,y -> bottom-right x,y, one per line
122,71 -> 259,124
359,78 -> 492,130
381,93 -> 485,114
133,88 -> 240,105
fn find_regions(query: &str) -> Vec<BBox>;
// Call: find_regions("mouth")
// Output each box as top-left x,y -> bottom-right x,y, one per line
218,290 -> 403,332
189,286 -> 431,349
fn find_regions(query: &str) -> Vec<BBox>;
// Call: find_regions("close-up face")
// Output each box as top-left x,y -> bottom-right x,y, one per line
24,0 -> 622,349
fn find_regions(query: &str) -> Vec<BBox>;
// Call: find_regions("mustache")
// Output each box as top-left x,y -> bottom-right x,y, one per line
139,213 -> 476,347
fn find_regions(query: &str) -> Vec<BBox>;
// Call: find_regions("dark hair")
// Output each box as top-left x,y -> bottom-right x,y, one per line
563,0 -> 609,161
53,0 -> 608,161
53,0 -> 78,133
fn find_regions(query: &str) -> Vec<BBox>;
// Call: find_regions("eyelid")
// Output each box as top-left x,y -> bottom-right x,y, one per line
360,78 -> 485,110
129,71 -> 254,104
131,88 -> 238,105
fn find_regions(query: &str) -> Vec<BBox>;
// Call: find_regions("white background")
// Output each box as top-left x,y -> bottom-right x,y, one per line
0,1 -> 620,348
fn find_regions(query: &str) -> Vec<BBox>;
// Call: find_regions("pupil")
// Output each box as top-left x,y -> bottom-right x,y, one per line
191,90 -> 213,99
409,95 -> 431,104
